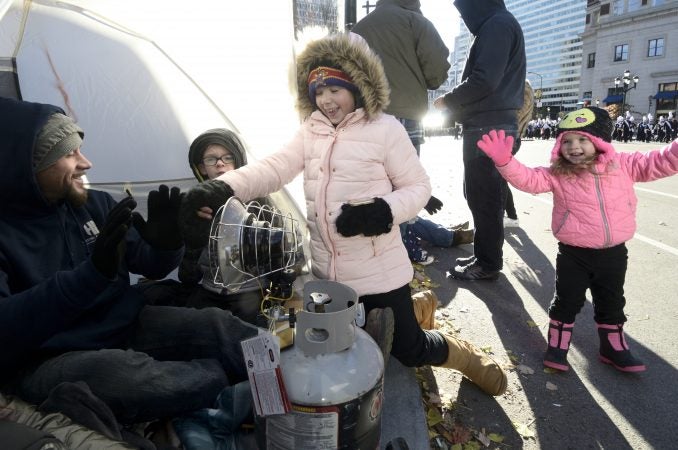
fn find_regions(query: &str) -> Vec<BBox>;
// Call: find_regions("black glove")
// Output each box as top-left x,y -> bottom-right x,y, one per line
132,184 -> 183,251
180,180 -> 235,249
424,195 -> 443,215
178,247 -> 204,285
336,198 -> 393,237
92,196 -> 136,278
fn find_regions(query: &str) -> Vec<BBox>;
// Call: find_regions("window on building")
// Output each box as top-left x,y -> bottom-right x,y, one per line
656,82 -> 678,114
586,13 -> 591,24
614,44 -> 629,62
612,0 -> 624,14
648,38 -> 664,57
600,3 -> 610,15
641,0 -> 648,4
587,52 -> 596,68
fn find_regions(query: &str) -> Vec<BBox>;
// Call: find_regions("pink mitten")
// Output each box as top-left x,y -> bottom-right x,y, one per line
476,130 -> 515,166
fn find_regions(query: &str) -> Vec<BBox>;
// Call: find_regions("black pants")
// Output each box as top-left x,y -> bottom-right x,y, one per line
549,243 -> 628,324
462,124 -> 518,271
360,284 -> 447,367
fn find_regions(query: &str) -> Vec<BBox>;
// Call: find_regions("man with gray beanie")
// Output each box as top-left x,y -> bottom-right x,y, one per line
0,98 -> 260,427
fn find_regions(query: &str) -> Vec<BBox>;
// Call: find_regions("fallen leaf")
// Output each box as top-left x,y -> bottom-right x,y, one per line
513,421 -> 536,439
526,320 -> 538,327
517,364 -> 535,375
543,367 -> 559,374
546,381 -> 558,391
488,433 -> 505,443
474,430 -> 491,446
427,407 -> 444,427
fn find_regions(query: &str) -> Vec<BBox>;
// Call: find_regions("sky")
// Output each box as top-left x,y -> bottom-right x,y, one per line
355,0 -> 461,51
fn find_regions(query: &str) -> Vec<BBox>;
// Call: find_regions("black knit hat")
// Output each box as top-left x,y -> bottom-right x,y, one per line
188,128 -> 247,182
555,106 -> 613,142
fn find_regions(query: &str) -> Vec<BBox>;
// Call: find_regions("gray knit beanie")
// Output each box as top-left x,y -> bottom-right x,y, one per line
33,113 -> 84,172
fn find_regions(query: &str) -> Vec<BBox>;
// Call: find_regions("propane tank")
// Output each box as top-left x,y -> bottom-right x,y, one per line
257,280 -> 385,450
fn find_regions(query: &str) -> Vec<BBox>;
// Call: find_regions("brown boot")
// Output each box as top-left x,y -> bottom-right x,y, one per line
452,228 -> 474,246
437,333 -> 507,396
412,290 -> 438,330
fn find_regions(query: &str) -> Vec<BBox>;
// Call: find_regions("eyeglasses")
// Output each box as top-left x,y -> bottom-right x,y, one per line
202,155 -> 235,166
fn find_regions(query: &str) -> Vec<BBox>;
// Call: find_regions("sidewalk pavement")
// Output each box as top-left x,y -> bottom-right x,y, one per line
380,355 -> 429,449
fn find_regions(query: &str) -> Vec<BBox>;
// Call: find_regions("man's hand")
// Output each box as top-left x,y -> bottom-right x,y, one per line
476,129 -> 514,166
336,198 -> 393,237
132,184 -> 183,250
424,196 -> 443,215
92,196 -> 136,278
180,180 -> 235,249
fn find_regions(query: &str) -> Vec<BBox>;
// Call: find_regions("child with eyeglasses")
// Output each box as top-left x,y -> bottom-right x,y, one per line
139,128 -> 264,324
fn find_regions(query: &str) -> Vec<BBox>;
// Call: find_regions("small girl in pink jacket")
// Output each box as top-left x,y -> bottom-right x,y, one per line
477,106 -> 678,373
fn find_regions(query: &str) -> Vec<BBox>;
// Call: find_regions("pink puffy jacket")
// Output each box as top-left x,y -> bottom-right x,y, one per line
217,108 -> 431,296
499,137 -> 678,249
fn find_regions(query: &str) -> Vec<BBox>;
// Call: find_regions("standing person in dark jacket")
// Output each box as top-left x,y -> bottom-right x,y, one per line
0,98 -> 259,424
434,0 -> 526,280
352,0 -> 473,265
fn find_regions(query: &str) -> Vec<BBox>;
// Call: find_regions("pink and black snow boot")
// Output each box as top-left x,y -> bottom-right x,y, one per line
597,323 -> 646,372
543,319 -> 574,371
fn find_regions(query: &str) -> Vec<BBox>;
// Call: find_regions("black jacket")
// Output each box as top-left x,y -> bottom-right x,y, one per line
0,98 -> 182,377
443,0 -> 526,126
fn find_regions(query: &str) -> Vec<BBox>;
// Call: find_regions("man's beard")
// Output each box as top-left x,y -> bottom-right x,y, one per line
66,184 -> 88,207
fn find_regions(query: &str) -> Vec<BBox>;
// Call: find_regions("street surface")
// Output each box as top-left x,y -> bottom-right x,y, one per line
417,135 -> 678,450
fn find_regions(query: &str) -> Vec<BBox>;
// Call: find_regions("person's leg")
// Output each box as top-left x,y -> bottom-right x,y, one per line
16,306 -> 259,423
360,285 -> 506,395
589,244 -> 645,371
544,243 -> 591,370
410,216 -> 454,248
360,285 -> 447,367
458,125 -> 516,274
504,188 -> 517,220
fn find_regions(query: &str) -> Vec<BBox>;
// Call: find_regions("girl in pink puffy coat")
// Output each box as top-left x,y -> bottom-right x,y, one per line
477,106 -> 678,373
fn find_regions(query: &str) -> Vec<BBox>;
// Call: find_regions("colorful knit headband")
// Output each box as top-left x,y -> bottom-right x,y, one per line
307,66 -> 358,100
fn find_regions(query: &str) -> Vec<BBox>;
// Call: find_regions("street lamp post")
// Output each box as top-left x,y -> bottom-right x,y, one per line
614,69 -> 639,115
528,71 -> 543,117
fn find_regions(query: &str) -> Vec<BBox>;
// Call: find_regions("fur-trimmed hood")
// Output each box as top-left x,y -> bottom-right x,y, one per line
295,33 -> 390,120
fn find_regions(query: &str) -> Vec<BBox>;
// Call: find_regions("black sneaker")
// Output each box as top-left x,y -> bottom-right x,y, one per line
455,255 -> 476,266
450,261 -> 499,281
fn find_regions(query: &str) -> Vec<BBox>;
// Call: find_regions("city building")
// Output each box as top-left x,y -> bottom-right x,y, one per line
452,0 -> 588,119
579,0 -> 678,119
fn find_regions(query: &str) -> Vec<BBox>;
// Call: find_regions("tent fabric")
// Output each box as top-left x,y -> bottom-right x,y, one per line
654,91 -> 678,100
602,94 -> 623,103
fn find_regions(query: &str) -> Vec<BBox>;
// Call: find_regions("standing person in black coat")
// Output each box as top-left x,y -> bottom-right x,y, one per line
434,0 -> 526,280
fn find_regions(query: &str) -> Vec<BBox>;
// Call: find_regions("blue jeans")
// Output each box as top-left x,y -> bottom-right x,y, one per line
410,217 -> 454,247
14,306 -> 259,424
462,124 -> 518,271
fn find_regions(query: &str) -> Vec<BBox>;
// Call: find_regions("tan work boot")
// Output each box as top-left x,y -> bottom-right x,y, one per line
438,333 -> 507,396
452,228 -> 474,246
412,290 -> 438,330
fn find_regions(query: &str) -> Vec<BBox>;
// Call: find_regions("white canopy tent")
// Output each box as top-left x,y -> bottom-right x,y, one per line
1,0 -> 301,194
